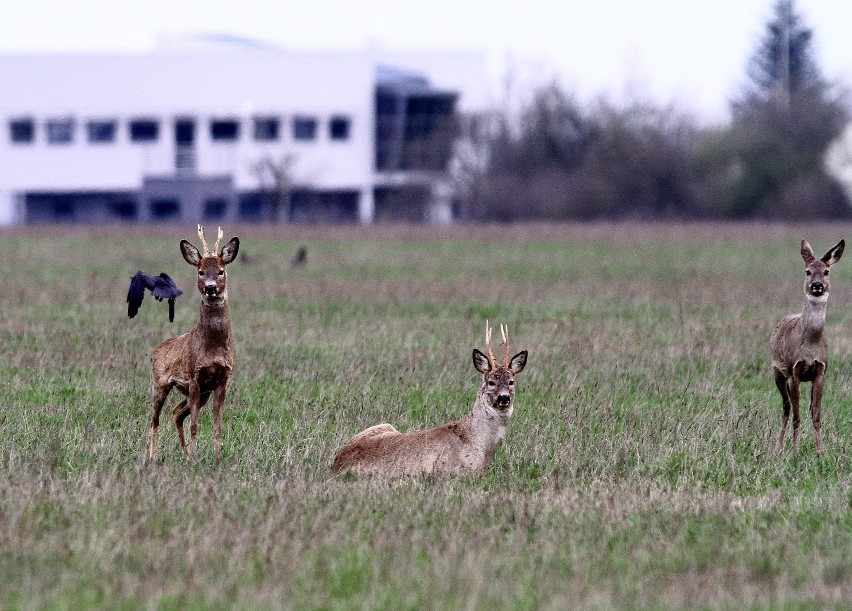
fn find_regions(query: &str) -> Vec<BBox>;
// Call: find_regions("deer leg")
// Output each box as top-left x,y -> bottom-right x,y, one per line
173,393 -> 210,455
171,399 -> 189,455
212,381 -> 228,460
788,374 -> 802,453
150,385 -> 170,461
773,368 -> 791,454
187,380 -> 202,457
810,365 -> 826,457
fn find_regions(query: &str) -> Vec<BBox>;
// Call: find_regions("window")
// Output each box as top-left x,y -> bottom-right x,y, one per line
130,119 -> 159,142
87,120 -> 117,143
175,119 -> 196,145
329,116 -> 351,141
111,200 -> 138,220
210,119 -> 240,141
239,196 -> 264,221
204,199 -> 227,220
53,199 -> 75,220
46,118 -> 74,144
149,198 -> 180,220
9,118 -> 35,144
253,116 -> 279,141
292,116 -> 317,141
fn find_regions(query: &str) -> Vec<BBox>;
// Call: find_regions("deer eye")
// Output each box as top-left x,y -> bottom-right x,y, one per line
218,270 -> 225,276
824,269 -> 829,275
508,380 -> 514,386
198,270 -> 204,277
487,380 -> 496,387
805,270 -> 812,276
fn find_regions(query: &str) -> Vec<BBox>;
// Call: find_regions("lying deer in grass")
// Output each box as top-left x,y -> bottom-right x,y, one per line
332,321 -> 528,476
149,225 -> 240,461
770,238 -> 844,456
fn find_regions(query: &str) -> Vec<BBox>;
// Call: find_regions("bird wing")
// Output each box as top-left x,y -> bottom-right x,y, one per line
127,271 -> 151,318
151,273 -> 183,301
128,271 -> 183,321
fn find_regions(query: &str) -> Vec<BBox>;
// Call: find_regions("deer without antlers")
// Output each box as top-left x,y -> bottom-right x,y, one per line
149,225 -> 240,461
332,321 -> 528,477
770,238 -> 844,456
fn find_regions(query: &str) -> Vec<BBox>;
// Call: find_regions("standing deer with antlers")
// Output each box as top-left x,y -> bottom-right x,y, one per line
332,321 -> 528,476
771,238 -> 844,456
149,225 -> 240,461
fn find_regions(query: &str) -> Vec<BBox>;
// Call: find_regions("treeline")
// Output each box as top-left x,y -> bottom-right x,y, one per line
456,1 -> 851,221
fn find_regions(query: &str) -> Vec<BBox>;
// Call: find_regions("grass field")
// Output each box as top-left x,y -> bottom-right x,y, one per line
1,222 -> 851,609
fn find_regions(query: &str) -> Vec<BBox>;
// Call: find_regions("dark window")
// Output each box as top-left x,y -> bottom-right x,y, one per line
87,120 -> 117,143
329,116 -> 351,141
130,119 -> 159,142
175,119 -> 196,145
238,193 -> 266,222
211,119 -> 240,141
54,199 -> 75,220
289,190 -> 358,223
253,116 -> 279,141
46,118 -> 74,144
111,200 -> 138,220
204,198 -> 227,220
9,118 -> 35,144
149,198 -> 180,220
292,116 -> 317,141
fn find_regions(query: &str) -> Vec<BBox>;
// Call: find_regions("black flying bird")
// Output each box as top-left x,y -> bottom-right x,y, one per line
127,271 -> 183,322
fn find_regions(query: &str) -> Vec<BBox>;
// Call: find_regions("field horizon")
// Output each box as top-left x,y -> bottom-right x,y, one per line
1,221 -> 850,609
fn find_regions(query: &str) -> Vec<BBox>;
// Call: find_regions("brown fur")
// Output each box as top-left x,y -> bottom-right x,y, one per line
770,238 -> 843,456
332,323 -> 528,477
148,227 -> 239,461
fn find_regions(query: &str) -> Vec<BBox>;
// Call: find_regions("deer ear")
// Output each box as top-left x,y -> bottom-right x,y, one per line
821,239 -> 844,266
472,349 -> 491,374
220,237 -> 239,264
801,240 -> 815,265
180,240 -> 201,266
509,350 -> 528,374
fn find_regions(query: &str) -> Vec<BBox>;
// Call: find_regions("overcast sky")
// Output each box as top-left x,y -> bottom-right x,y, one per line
1,0 -> 850,123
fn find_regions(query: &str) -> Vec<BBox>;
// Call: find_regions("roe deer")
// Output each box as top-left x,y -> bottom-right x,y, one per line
332,321 -> 528,476
770,238 -> 844,456
149,225 -> 240,461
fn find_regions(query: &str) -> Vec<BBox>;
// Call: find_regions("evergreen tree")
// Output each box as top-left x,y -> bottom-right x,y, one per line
737,0 -> 824,110
713,0 -> 850,218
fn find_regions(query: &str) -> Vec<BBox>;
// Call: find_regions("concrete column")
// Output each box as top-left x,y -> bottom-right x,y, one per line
358,186 -> 374,224
0,190 -> 16,225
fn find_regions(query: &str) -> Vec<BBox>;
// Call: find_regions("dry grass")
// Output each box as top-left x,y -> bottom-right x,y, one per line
1,222 -> 851,609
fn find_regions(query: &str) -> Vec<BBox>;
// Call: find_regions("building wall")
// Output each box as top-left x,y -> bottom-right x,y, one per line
0,50 -> 375,195
0,45 -> 488,224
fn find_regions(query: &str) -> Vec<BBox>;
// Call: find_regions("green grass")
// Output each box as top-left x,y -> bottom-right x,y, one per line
1,222 -> 851,608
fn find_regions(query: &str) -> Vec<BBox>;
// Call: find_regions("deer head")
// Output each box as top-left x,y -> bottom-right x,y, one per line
800,239 -> 844,304
180,225 -> 240,306
472,320 -> 527,414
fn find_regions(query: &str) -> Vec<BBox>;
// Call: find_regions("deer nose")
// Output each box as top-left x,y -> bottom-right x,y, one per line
497,393 -> 511,406
204,284 -> 218,296
810,281 -> 824,294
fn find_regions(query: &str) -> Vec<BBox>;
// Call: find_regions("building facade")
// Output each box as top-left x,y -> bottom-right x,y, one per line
0,42 -> 486,224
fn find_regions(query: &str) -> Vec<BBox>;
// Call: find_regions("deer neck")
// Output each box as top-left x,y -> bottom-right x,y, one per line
197,297 -> 232,341
801,295 -> 827,341
464,388 -> 511,455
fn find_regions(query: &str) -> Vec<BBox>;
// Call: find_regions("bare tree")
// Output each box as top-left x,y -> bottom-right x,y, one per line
250,153 -> 298,223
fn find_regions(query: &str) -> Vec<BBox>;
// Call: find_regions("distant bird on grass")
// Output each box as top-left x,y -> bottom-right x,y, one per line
291,246 -> 307,268
127,271 -> 183,322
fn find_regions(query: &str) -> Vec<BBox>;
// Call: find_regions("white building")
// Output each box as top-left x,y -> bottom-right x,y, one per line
0,39 -> 489,224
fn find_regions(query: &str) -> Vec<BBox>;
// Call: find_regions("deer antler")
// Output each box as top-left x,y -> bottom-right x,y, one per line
212,227 -> 224,255
501,323 -> 510,367
197,224 -> 211,257
485,319 -> 497,369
